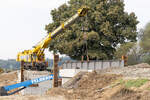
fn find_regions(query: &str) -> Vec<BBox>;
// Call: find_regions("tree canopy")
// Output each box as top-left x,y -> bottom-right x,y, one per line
140,23 -> 150,53
45,0 -> 138,60
115,42 -> 135,58
138,22 -> 150,64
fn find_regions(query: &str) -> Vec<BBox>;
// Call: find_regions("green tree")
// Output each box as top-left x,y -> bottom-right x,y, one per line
45,0 -> 138,60
139,22 -> 150,64
115,42 -> 135,59
140,23 -> 150,53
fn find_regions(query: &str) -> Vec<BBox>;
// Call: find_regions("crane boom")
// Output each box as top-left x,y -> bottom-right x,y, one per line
32,11 -> 85,54
17,6 -> 89,71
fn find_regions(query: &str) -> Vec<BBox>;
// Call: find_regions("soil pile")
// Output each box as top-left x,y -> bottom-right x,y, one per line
0,71 -> 17,87
62,71 -> 87,89
128,63 -> 150,68
0,95 -> 65,100
109,88 -> 140,100
47,71 -> 121,100
48,63 -> 150,100
109,88 -> 150,100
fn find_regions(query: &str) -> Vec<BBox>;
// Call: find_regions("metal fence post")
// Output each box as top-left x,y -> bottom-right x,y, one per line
76,62 -> 77,69
81,61 -> 83,69
66,62 -> 68,69
119,60 -> 121,67
87,61 -> 89,70
71,62 -> 72,69
94,61 -> 96,70
109,61 -> 112,68
101,60 -> 103,69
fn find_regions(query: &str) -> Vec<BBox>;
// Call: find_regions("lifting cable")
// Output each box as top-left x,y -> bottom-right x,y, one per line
81,0 -> 89,62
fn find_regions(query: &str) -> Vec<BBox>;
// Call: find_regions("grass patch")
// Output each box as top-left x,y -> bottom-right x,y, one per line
124,79 -> 149,88
117,78 -> 149,88
147,87 -> 150,91
118,79 -> 125,85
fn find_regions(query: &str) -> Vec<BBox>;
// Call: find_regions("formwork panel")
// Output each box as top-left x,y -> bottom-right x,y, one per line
18,70 -> 52,95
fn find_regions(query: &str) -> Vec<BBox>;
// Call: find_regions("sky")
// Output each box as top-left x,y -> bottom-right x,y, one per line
0,0 -> 150,60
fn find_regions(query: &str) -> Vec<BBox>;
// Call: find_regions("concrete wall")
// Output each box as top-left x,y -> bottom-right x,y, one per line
18,70 -> 52,95
60,60 -> 124,85
59,69 -> 92,85
62,60 -> 124,70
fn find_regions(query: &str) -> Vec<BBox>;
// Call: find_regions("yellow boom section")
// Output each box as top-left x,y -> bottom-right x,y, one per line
17,6 -> 89,62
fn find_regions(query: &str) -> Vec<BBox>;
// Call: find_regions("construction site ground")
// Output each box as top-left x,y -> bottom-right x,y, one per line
1,63 -> 150,100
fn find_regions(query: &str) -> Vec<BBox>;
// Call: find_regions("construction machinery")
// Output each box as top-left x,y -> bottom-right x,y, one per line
0,6 -> 89,96
16,6 -> 89,71
0,74 -> 54,96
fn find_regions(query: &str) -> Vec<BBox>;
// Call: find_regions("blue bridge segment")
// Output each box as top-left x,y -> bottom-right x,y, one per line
3,74 -> 54,91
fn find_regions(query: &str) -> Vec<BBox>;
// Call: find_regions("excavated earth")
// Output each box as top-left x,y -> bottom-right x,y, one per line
0,71 -> 18,87
1,63 -> 150,100
47,63 -> 150,100
47,72 -> 122,100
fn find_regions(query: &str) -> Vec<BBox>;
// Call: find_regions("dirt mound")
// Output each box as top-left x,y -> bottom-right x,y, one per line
47,71 -> 121,100
0,71 -> 18,86
77,71 -> 120,89
47,88 -> 67,96
109,88 -> 150,100
62,71 -> 87,88
0,71 -> 19,95
128,63 -> 150,68
0,95 -> 66,100
109,88 -> 140,100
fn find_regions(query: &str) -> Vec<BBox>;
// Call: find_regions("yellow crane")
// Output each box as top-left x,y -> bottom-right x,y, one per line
16,6 -> 89,70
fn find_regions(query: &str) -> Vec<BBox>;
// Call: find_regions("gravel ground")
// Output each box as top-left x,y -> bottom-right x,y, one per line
97,63 -> 150,79
0,95 -> 65,100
